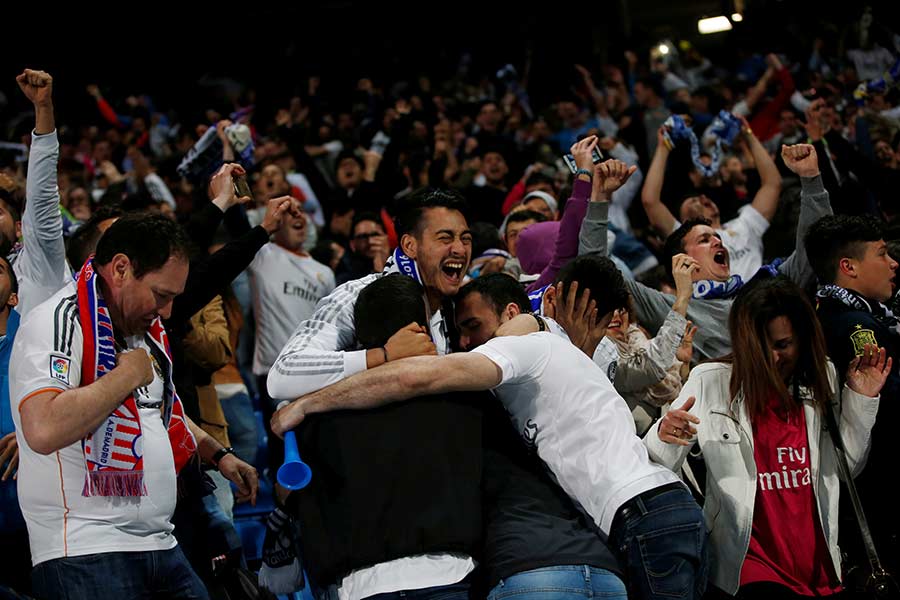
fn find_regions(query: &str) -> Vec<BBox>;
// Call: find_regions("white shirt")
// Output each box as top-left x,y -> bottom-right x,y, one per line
248,243 -> 335,375
338,554 -> 474,600
267,274 -> 452,400
10,283 -> 177,566
473,332 -> 680,535
674,204 -> 769,283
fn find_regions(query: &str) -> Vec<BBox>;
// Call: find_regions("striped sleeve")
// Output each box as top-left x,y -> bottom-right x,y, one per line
10,291 -> 84,414
52,294 -> 79,357
266,274 -> 378,399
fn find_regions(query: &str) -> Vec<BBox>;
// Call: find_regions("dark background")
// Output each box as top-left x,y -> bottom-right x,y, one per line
2,0 -> 898,133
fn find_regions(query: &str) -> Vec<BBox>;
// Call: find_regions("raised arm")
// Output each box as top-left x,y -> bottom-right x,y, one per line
641,127 -> 678,235
575,156 -> 637,257
525,137 -> 597,292
16,69 -> 68,315
777,144 -> 833,289
742,117 -> 783,221
614,255 -> 693,393
270,352 -> 501,436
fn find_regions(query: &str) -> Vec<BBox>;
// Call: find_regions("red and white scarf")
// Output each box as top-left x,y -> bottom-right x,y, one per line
77,258 -> 196,497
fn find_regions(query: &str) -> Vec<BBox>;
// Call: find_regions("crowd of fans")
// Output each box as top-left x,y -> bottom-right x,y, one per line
2,8 -> 900,600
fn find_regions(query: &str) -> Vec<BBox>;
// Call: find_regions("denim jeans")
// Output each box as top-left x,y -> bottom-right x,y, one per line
217,387 -> 258,466
32,546 -> 208,599
488,565 -> 627,600
363,580 -> 471,600
608,483 -> 708,600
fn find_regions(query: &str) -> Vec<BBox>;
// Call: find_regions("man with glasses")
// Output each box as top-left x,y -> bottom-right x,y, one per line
336,212 -> 390,285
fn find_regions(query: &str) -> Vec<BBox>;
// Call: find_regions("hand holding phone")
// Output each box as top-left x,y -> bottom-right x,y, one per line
232,173 -> 253,203
563,142 -> 606,174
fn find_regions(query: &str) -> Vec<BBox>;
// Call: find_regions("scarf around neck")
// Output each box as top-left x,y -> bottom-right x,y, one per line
691,258 -> 785,300
77,258 -> 196,497
817,284 -> 900,334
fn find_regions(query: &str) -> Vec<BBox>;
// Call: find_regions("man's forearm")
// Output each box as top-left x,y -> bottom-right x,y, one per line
578,201 -> 610,257
641,145 -> 675,233
21,366 -> 140,454
188,417 -> 222,464
299,357 -> 435,418
297,353 -> 498,419
747,130 -> 782,220
34,102 -> 54,136
778,174 -> 832,288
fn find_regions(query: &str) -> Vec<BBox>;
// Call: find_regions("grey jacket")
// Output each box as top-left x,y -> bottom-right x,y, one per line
579,175 -> 833,360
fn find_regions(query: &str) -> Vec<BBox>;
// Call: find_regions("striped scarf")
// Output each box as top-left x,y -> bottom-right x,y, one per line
77,258 -> 196,497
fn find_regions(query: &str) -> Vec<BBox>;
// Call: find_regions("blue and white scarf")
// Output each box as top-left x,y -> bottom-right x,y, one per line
663,111 -> 742,178
691,258 -> 784,300
382,247 -> 423,283
817,284 -> 900,335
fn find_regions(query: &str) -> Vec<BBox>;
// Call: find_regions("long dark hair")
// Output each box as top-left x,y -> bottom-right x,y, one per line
722,276 -> 832,421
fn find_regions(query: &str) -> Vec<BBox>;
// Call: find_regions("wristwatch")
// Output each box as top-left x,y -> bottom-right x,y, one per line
211,446 -> 235,468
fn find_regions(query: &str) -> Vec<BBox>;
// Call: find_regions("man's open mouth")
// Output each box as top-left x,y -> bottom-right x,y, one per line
713,250 -> 728,266
442,261 -> 465,283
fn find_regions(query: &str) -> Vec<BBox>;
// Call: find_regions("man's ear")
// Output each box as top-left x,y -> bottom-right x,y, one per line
15,221 -> 22,241
541,284 -> 558,318
503,302 -> 522,321
6,292 -> 17,309
110,254 -> 133,285
400,233 -> 418,259
838,257 -> 857,279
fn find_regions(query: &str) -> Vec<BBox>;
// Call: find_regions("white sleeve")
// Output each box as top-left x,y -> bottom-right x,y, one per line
10,294 -> 84,409
471,334 -> 547,387
18,131 -> 70,317
729,205 -> 770,239
643,366 -> 706,471
266,275 -> 376,399
592,337 -> 620,383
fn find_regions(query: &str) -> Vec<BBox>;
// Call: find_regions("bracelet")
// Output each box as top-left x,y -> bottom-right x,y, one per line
211,446 -> 235,468
382,346 -> 389,363
574,168 -> 593,180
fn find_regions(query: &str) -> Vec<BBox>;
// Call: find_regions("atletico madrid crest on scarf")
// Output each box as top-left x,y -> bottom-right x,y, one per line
76,258 -> 196,497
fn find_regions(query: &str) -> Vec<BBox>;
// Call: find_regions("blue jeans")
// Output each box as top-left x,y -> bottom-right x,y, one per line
488,565 -> 627,600
608,483 -> 708,600
32,546 -> 208,599
363,580 -> 470,600
218,388 -> 258,466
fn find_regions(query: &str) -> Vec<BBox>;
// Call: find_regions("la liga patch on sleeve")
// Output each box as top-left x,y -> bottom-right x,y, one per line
50,355 -> 72,386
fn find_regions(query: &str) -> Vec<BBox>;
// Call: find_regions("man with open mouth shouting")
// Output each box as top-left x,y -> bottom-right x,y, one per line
580,143 -> 833,361
266,186 -> 472,400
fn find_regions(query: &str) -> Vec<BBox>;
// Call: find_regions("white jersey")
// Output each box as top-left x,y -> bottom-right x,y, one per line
473,332 -> 680,535
10,283 -> 177,566
249,243 -> 335,375
674,204 -> 769,282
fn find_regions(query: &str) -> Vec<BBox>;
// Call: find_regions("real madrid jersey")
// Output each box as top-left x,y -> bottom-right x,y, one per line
248,243 -> 336,375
